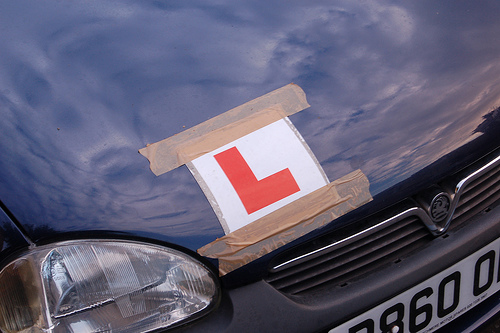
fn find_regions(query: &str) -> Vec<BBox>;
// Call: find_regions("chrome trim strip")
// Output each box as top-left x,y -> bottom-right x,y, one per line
271,153 -> 500,273
446,154 -> 500,221
272,207 -> 428,272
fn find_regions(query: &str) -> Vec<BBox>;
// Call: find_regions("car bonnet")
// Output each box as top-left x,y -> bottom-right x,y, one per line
0,1 -> 500,268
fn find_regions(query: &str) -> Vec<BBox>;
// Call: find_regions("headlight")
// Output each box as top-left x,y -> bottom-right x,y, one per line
0,240 -> 219,333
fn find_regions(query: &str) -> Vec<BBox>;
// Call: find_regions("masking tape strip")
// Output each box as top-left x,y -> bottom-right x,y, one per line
139,83 -> 310,176
197,169 -> 372,276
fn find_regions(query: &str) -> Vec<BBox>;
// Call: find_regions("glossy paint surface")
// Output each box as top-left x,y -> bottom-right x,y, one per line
1,1 -> 500,255
0,207 -> 30,259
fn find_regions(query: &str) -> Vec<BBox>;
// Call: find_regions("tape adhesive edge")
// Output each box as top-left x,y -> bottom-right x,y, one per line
198,169 -> 372,276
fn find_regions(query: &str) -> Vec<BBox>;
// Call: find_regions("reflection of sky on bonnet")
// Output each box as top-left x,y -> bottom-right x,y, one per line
0,1 -> 500,244
0,1 -> 231,243
278,1 -> 500,189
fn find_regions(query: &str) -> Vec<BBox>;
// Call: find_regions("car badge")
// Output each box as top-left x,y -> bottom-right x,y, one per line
429,192 -> 451,222
416,187 -> 453,235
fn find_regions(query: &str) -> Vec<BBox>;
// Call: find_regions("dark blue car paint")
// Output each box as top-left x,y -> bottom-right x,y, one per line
0,204 -> 30,259
1,1 -> 500,331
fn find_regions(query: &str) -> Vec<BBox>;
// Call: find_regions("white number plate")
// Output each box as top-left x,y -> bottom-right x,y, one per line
330,236 -> 500,333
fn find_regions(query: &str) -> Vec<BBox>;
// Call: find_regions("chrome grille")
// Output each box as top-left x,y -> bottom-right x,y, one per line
451,162 -> 500,224
266,216 -> 431,295
266,154 -> 500,296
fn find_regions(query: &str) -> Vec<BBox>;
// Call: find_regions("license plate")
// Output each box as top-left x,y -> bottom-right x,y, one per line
330,237 -> 500,333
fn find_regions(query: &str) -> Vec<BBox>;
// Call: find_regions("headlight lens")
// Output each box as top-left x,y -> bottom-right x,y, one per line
0,240 -> 219,333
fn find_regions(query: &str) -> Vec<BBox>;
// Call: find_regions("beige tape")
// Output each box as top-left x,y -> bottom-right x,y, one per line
197,169 -> 372,276
139,83 -> 310,176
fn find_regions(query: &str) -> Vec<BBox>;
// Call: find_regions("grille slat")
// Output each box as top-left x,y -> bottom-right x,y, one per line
453,177 -> 500,220
458,164 -> 500,199
281,222 -> 430,294
452,186 -> 500,223
269,217 -> 432,295
266,216 -> 418,283
266,155 -> 500,296
269,217 -> 422,287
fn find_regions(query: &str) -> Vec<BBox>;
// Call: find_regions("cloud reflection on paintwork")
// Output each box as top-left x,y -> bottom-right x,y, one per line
1,0 -> 500,249
264,1 -> 500,193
